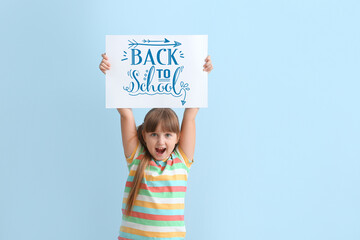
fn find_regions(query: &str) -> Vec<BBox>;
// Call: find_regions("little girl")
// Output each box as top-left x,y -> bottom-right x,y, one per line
99,54 -> 213,240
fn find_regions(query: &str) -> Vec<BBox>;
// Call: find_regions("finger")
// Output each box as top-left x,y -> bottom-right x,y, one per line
204,62 -> 212,68
203,66 -> 211,72
102,60 -> 111,66
203,61 -> 211,67
100,67 -> 107,74
203,64 -> 212,70
101,60 -> 111,67
101,62 -> 110,70
102,53 -> 109,60
204,60 -> 211,68
99,65 -> 106,74
204,65 -> 214,72
99,62 -> 110,71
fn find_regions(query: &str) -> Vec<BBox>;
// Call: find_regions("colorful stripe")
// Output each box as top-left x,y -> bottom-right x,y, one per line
124,188 -> 186,198
123,192 -> 185,204
120,226 -> 186,238
122,205 -> 185,216
121,210 -> 184,221
118,144 -> 193,240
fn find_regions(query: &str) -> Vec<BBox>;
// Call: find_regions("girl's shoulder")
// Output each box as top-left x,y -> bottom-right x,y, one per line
126,142 -> 145,166
173,145 -> 194,170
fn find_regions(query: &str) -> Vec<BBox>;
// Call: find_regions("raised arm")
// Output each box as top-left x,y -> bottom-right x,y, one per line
117,108 -> 139,158
179,108 -> 199,161
99,54 -> 138,157
178,55 -> 213,160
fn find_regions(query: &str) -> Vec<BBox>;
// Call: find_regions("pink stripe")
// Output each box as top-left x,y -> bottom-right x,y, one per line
146,185 -> 187,192
118,237 -> 132,240
148,158 -> 182,168
122,209 -> 184,221
125,182 -> 186,192
149,161 -> 163,169
134,157 -> 182,166
172,158 -> 182,164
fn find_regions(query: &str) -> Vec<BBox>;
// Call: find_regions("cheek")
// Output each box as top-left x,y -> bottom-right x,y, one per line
146,139 -> 154,147
168,140 -> 177,148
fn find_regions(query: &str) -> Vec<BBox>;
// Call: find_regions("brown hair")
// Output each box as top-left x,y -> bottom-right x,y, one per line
124,108 -> 180,217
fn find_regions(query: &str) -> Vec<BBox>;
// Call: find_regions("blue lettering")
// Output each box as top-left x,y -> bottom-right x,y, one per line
146,66 -> 155,91
158,83 -> 165,92
140,82 -> 147,92
172,66 -> 182,95
165,83 -> 172,92
157,49 -> 166,65
144,49 -> 155,65
130,49 -> 180,65
125,66 -> 187,103
156,69 -> 163,78
164,69 -> 170,78
131,49 -> 142,65
168,49 -> 178,65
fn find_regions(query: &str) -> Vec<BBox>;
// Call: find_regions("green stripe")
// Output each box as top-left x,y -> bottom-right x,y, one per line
127,159 -> 140,169
123,216 -> 185,227
124,187 -> 186,198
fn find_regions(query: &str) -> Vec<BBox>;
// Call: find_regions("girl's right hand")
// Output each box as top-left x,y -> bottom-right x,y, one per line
99,53 -> 111,74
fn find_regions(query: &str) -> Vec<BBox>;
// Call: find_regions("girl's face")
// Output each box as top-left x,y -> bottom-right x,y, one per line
143,123 -> 179,161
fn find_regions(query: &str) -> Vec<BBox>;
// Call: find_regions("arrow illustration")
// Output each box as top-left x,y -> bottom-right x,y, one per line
128,39 -> 181,48
142,38 -> 170,43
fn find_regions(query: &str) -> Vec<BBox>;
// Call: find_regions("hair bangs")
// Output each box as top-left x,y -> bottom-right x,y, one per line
143,108 -> 179,134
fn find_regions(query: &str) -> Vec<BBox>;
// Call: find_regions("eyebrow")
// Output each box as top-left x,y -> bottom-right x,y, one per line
148,131 -> 175,134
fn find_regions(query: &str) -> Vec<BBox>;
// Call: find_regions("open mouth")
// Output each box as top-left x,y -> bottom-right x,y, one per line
155,148 -> 166,154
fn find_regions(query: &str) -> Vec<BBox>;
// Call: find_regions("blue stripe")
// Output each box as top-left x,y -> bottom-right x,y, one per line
119,231 -> 185,240
122,205 -> 185,215
144,180 -> 188,187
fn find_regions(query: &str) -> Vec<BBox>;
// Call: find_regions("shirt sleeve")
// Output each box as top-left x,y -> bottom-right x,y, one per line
125,142 -> 143,170
176,145 -> 194,170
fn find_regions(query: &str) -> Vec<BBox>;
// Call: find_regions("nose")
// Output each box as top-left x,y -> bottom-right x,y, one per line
157,135 -> 165,145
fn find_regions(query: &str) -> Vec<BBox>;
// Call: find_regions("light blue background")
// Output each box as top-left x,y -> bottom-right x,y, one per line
1,0 -> 359,240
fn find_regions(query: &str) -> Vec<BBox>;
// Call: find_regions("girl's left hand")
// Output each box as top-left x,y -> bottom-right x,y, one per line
203,55 -> 214,73
99,53 -> 111,74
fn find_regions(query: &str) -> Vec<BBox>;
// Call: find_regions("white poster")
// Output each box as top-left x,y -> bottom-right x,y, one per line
106,35 -> 208,108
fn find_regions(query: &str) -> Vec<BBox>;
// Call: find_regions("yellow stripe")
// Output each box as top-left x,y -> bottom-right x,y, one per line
120,226 -> 186,238
123,198 -> 184,209
178,146 -> 193,169
126,142 -> 139,164
146,174 -> 187,181
128,171 -> 187,181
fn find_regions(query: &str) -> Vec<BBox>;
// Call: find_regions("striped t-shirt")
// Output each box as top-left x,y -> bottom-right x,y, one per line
118,143 -> 194,240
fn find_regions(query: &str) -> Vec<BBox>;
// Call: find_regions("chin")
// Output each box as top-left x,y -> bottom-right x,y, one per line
153,152 -> 171,161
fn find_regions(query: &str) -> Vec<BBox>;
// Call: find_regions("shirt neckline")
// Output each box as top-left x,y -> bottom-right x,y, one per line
153,152 -> 174,162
